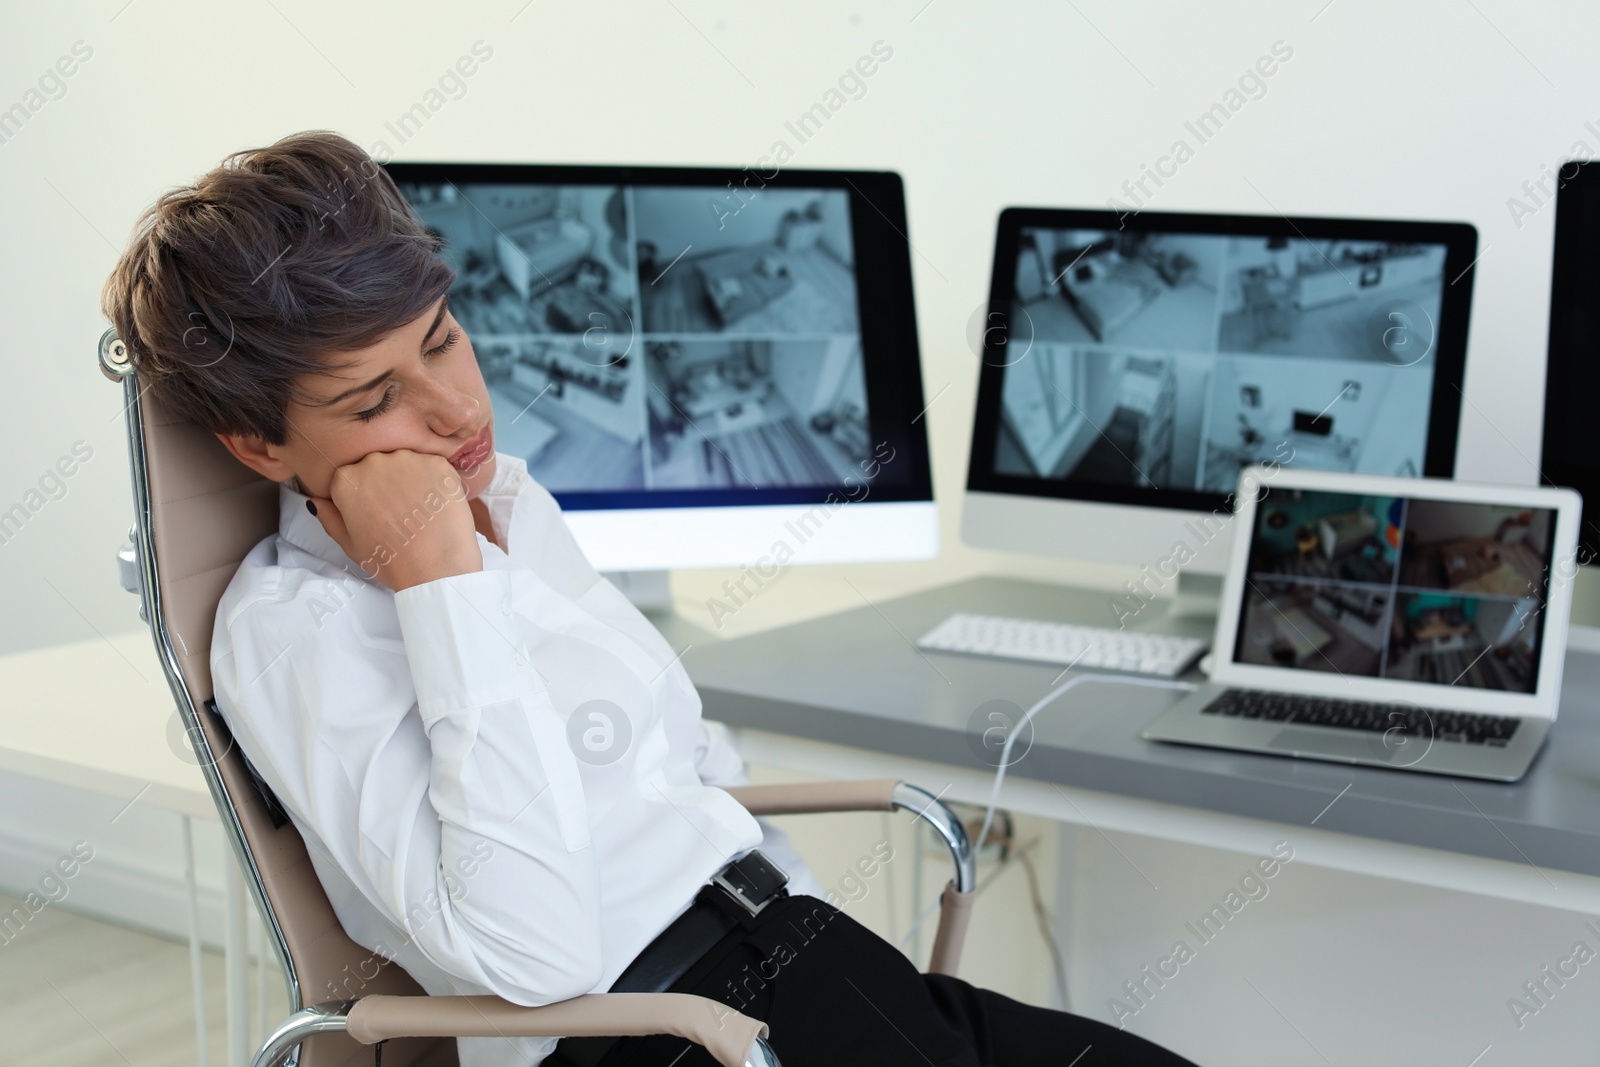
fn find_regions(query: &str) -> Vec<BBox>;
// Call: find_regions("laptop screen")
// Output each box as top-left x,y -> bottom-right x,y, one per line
1234,488 -> 1558,693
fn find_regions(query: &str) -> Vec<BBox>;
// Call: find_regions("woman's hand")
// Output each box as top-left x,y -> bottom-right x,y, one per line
306,450 -> 483,592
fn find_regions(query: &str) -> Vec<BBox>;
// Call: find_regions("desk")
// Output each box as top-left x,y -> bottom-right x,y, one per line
683,575 -> 1600,913
0,630 -> 276,1067
683,575 -> 1600,1063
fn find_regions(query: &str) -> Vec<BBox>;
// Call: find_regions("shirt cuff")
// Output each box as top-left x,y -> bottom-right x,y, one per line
694,719 -> 750,789
393,568 -> 528,724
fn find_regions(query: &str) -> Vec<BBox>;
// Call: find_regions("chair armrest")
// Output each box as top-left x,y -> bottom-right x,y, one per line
726,779 -> 977,977
725,780 -> 974,895
333,992 -> 774,1067
928,881 -> 976,977
724,778 -> 899,815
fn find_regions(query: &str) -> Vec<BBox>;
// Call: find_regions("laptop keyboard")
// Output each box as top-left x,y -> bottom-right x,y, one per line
1201,688 -> 1521,746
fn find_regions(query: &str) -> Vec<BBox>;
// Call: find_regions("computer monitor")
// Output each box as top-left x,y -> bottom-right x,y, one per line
1541,159 -> 1600,567
384,163 -> 936,584
963,208 -> 1477,616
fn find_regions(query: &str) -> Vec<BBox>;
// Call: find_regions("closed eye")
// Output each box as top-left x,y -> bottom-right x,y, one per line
354,327 -> 463,422
427,326 -> 461,358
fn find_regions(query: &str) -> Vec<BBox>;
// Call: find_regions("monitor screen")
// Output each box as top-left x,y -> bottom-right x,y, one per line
384,164 -> 932,515
1234,487 -> 1556,693
967,209 -> 1478,516
1542,160 -> 1600,566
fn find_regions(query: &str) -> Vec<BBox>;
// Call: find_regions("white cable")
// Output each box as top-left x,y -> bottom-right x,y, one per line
896,672 -> 1200,957
974,673 -> 1198,854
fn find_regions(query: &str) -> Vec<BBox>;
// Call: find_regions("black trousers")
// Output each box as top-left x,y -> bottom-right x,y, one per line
587,890 -> 1200,1067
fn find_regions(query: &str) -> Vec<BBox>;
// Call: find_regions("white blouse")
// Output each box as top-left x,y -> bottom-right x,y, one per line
210,451 -> 823,1067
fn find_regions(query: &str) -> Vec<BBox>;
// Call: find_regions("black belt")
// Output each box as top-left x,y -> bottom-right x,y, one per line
546,849 -> 790,1067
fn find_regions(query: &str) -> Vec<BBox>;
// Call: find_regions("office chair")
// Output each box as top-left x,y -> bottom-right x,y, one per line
98,328 -> 976,1067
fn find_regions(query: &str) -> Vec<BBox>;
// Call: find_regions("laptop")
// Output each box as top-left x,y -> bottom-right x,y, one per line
1141,466 -> 1581,781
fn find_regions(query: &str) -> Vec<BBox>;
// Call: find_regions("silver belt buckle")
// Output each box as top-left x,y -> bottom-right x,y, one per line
710,848 -> 789,916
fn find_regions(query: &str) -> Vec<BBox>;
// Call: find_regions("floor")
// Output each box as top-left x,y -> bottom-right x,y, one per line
715,417 -> 840,486
649,411 -> 839,489
1024,279 -> 1220,350
1385,631 -> 1536,688
1257,538 -> 1395,585
1216,279 -> 1441,362
0,786 -> 1063,1067
991,421 -> 1040,479
451,273 -> 633,339
1199,444 -> 1256,494
1199,427 -> 1368,492
489,383 -> 646,493
0,891 -> 288,1067
1399,539 -> 1545,597
639,245 -> 857,334
1063,406 -> 1144,483
1236,587 -> 1384,674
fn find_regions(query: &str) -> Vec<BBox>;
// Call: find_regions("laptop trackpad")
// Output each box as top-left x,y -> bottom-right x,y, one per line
1268,726 -> 1395,762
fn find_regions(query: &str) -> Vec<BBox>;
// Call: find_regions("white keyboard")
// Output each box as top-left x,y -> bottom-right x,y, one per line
915,612 -> 1208,679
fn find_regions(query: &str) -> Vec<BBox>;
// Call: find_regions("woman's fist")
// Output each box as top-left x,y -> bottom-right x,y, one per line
305,449 -> 482,592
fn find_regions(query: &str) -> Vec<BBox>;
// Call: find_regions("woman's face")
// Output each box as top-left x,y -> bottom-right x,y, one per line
216,295 -> 497,501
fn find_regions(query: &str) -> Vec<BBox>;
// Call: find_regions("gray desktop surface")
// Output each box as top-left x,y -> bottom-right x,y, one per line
681,576 -> 1600,879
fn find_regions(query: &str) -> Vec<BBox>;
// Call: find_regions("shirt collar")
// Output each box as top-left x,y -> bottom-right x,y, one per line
276,451 -> 528,572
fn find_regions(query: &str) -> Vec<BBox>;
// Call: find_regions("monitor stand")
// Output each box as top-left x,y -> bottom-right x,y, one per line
1167,571 -> 1224,625
603,569 -> 720,647
1124,569 -> 1223,641
604,569 -> 674,612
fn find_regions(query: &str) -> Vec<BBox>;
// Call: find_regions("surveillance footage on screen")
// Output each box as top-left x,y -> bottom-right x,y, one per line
1235,488 -> 1556,693
992,229 -> 1447,496
399,180 -> 871,496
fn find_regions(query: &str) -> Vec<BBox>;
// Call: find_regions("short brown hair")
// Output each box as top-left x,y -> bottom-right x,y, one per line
99,129 -> 454,446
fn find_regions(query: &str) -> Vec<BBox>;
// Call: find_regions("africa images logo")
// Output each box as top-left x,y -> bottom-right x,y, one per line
566,699 -> 632,766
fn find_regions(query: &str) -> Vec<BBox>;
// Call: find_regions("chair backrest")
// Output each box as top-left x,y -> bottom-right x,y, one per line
121,361 -> 455,1067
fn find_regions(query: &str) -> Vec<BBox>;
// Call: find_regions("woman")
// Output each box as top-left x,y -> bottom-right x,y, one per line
100,130 -> 1201,1067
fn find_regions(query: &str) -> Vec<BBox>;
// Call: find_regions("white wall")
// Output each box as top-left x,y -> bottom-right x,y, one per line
5,2 -> 1600,1060
8,0 -> 1592,660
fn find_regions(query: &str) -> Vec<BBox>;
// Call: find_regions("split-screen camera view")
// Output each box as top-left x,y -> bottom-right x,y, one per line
1235,489 -> 1554,692
993,229 -> 1446,493
398,181 -> 870,495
